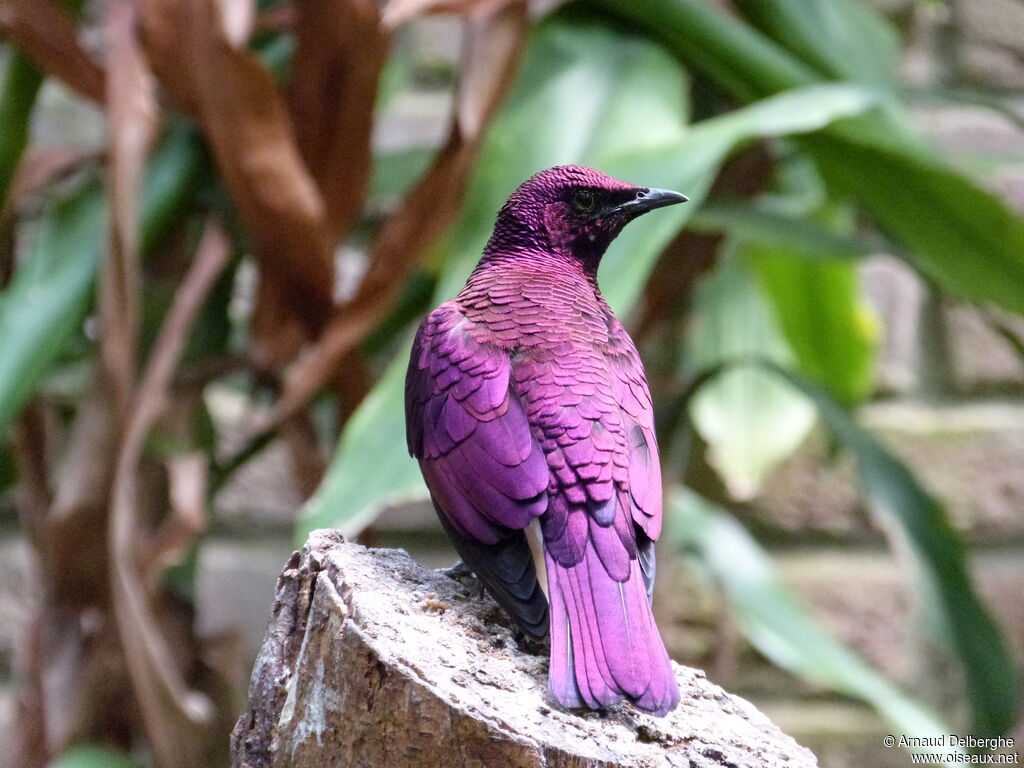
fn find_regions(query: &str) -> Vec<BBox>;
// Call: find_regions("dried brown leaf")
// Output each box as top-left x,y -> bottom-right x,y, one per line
147,448 -> 207,579
100,0 -> 158,416
47,383 -> 118,610
250,278 -> 310,367
138,0 -> 336,358
280,412 -> 326,498
264,1 -> 528,428
141,391 -> 209,586
109,221 -> 229,768
11,401 -> 50,550
289,0 -> 390,241
0,0 -> 105,103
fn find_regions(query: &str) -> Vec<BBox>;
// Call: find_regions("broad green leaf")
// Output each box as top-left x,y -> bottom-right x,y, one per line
297,351 -> 425,542
595,0 -> 1024,315
369,146 -> 434,202
803,133 -> 1024,314
592,0 -> 818,100
668,487 -> 955,757
686,249 -> 815,499
771,367 -> 1019,738
600,83 -> 880,313
734,0 -> 900,84
303,10 -> 879,538
745,242 -> 878,404
0,179 -> 105,436
688,200 -> 875,261
47,745 -> 142,768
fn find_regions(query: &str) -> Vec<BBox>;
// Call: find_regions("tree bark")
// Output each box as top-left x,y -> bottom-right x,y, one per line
230,530 -> 818,768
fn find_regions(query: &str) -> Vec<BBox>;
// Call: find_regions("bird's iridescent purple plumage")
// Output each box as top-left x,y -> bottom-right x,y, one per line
406,165 -> 681,716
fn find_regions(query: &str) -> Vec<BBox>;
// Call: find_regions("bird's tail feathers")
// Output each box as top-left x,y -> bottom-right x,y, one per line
546,543 -> 679,717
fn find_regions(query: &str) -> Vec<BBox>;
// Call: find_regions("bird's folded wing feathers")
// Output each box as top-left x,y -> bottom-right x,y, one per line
405,302 -> 550,636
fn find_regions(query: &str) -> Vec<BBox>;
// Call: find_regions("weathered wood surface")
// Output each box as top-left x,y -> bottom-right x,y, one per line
229,530 -> 818,768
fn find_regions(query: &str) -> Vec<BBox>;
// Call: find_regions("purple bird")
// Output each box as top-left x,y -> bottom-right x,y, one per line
405,165 -> 686,716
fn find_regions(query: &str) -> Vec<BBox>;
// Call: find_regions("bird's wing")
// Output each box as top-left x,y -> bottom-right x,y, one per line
612,350 -> 662,598
406,302 -> 550,637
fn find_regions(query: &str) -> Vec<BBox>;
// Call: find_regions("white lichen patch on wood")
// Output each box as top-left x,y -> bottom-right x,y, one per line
277,574 -> 349,753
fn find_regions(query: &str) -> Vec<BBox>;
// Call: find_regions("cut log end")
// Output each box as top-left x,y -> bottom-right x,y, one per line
229,530 -> 818,768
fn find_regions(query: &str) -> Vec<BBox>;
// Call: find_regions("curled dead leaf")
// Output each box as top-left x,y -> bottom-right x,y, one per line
138,0 -> 336,360
289,0 -> 390,241
101,0 -> 158,416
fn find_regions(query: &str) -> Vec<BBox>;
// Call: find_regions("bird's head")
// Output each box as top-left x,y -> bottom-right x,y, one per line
486,165 -> 687,269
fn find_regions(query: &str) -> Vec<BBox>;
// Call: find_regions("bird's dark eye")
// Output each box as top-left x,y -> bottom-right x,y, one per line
571,189 -> 596,212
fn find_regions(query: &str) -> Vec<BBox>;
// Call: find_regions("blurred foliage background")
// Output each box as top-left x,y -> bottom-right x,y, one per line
0,0 -> 1023,766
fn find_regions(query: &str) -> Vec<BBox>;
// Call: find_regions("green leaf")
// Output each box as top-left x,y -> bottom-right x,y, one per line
592,0 -> 818,99
595,0 -> 1024,315
139,122 -> 206,254
600,83 -> 880,314
771,366 -> 1018,737
802,133 -> 1024,314
47,745 -> 142,768
688,200 -> 875,261
0,179 -> 105,436
0,51 -> 44,212
740,229 -> 878,404
297,352 -> 425,542
370,146 -> 434,202
686,248 -> 815,499
667,487 -> 955,752
734,0 -> 900,84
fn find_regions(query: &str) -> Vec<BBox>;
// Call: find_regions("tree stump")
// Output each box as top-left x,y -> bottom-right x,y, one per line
229,530 -> 818,768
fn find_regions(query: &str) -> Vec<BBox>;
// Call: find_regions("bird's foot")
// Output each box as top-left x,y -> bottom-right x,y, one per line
439,560 -> 473,579
438,560 -> 484,597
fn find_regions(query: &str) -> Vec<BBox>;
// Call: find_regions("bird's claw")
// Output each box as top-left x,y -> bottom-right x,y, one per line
438,561 -> 484,597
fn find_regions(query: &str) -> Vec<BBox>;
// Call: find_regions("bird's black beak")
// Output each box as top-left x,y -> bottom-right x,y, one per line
613,187 -> 689,217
